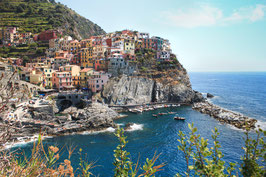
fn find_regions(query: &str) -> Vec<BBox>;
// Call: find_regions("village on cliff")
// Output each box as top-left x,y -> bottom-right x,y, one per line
0,27 -> 174,92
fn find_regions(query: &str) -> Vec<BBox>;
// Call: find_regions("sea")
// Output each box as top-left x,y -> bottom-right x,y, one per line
10,72 -> 266,176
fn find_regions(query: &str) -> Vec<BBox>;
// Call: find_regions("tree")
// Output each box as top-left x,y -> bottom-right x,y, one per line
16,6 -> 24,13
113,127 -> 165,176
22,56 -> 29,66
240,127 -> 266,177
29,42 -> 37,49
36,48 -> 44,55
26,6 -> 33,15
177,123 -> 266,177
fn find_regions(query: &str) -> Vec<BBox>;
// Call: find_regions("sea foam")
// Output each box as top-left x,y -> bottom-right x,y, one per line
126,123 -> 144,132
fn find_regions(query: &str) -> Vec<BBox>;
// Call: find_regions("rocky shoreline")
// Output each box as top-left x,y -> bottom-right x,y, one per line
192,101 -> 257,130
0,102 -> 119,149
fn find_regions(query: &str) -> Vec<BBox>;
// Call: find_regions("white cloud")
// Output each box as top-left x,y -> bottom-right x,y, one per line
250,4 -> 266,21
160,4 -> 266,28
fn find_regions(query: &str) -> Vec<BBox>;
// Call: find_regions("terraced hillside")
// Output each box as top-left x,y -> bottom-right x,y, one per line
0,0 -> 105,39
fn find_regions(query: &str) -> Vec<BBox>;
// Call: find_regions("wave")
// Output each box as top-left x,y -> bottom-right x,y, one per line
81,127 -> 116,135
255,120 -> 266,131
225,124 -> 245,132
125,123 -> 144,132
4,135 -> 52,149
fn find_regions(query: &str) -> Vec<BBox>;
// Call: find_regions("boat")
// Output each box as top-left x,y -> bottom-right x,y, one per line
168,112 -> 177,114
152,114 -> 158,117
136,109 -> 143,113
158,112 -> 167,115
174,116 -> 185,120
129,109 -> 138,114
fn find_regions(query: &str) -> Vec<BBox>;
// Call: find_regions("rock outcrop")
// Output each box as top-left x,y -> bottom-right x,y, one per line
102,74 -> 204,105
192,101 -> 257,129
1,102 -> 118,147
207,93 -> 214,98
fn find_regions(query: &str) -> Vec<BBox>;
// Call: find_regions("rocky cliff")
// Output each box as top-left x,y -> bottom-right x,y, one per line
102,60 -> 204,105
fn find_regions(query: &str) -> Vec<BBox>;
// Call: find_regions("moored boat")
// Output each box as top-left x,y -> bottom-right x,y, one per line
168,112 -> 177,114
158,112 -> 167,115
174,116 -> 185,120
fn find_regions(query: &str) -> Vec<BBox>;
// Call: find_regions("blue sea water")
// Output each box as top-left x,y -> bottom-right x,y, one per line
11,72 -> 266,176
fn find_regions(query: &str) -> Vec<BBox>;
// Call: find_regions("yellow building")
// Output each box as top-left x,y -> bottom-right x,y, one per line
79,68 -> 93,88
30,69 -> 44,87
72,75 -> 80,88
135,40 -> 143,49
43,68 -> 54,88
124,39 -> 135,55
80,39 -> 92,48
68,40 -> 80,54
80,47 -> 93,68
93,45 -> 105,59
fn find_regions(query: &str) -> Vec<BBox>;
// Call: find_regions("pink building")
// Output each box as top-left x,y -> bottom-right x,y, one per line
87,71 -> 110,93
52,71 -> 72,90
15,58 -> 23,66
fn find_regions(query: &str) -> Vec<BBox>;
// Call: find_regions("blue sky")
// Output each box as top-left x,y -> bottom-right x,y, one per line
57,0 -> 266,72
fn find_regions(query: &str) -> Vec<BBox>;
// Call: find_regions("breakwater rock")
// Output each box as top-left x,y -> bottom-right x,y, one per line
192,102 -> 257,129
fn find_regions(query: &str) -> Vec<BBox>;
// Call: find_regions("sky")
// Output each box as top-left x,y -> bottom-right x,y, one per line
56,0 -> 266,72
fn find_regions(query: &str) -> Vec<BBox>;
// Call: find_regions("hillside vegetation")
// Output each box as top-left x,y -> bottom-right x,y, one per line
0,0 -> 105,39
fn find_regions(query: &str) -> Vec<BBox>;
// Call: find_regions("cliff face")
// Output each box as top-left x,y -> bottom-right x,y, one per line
102,61 -> 204,105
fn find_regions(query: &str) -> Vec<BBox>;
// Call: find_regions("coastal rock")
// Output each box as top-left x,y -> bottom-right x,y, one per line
102,75 -> 204,105
192,101 -> 257,129
28,105 -> 55,120
102,76 -> 154,105
207,93 -> 214,98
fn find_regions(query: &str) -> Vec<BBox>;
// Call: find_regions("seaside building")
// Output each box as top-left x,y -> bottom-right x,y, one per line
52,71 -> 72,90
30,69 -> 45,87
108,54 -> 134,76
43,68 -> 54,88
87,71 -> 111,93
79,68 -> 94,88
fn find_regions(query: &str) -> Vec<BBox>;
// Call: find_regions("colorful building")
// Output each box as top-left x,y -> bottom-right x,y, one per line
44,68 -> 54,88
53,57 -> 70,70
35,30 -> 58,41
94,58 -> 107,71
80,47 -> 93,68
52,71 -> 72,90
69,40 -> 80,54
59,65 -> 80,77
79,68 -> 94,88
87,71 -> 110,93
80,39 -> 92,48
30,69 -> 45,87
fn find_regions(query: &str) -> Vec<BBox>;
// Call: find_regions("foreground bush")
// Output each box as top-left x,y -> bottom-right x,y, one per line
0,125 -> 265,176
